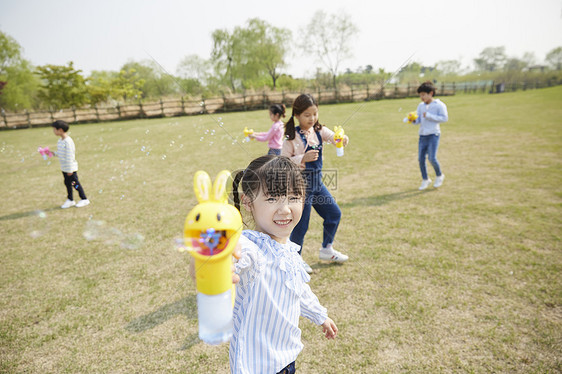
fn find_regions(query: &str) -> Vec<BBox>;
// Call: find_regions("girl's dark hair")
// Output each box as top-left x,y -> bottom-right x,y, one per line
51,120 -> 69,132
417,81 -> 436,96
269,103 -> 286,118
232,155 -> 306,212
284,94 -> 323,140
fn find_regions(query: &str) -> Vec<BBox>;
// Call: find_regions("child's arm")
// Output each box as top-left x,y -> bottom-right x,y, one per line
252,124 -> 278,142
281,140 -> 306,166
233,236 -> 263,287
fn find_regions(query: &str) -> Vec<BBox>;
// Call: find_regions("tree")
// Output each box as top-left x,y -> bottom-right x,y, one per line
436,60 -> 462,75
545,46 -> 562,70
243,19 -> 291,89
177,55 -> 210,84
36,62 -> 89,110
211,29 -> 240,92
110,67 -> 145,101
121,61 -> 177,99
300,10 -> 358,88
473,46 -> 507,72
0,30 -> 40,110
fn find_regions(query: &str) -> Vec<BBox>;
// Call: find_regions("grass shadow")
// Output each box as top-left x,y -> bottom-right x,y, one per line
125,295 -> 197,334
339,188 -> 435,208
0,206 -> 60,221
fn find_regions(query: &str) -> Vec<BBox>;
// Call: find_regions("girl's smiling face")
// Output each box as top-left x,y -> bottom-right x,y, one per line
295,105 -> 318,131
246,189 -> 303,244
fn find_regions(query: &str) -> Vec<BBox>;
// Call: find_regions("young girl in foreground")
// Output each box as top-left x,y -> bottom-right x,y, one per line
231,155 -> 338,374
281,94 -> 349,272
250,104 -> 286,155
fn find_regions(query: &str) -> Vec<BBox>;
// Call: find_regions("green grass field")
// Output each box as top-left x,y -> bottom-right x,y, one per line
1,87 -> 561,373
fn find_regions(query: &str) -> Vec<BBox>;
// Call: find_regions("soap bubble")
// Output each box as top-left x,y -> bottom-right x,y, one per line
83,220 -> 106,241
161,155 -> 167,160
99,189 -> 103,194
28,210 -> 49,238
145,130 -> 150,134
200,137 -> 204,142
120,233 -> 145,250
173,237 -> 188,252
398,107 -> 403,112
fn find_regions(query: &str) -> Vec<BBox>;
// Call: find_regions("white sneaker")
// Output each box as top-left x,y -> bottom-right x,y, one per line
302,261 -> 313,274
319,247 -> 349,262
419,179 -> 432,190
61,199 -> 76,209
434,174 -> 445,188
76,199 -> 90,208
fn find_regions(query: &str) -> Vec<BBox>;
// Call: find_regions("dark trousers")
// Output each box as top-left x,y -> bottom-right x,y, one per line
62,172 -> 87,201
277,361 -> 296,374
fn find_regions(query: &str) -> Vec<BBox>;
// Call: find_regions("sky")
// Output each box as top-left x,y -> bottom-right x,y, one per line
1,0 -> 561,78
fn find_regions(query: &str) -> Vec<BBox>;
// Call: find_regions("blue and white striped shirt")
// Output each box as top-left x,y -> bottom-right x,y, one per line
229,230 -> 328,374
414,99 -> 449,136
56,136 -> 78,172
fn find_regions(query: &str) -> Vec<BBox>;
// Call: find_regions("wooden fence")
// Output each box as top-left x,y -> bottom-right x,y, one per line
0,79 -> 555,129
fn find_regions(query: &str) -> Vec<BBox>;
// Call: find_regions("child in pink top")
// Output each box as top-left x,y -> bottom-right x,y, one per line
250,104 -> 286,155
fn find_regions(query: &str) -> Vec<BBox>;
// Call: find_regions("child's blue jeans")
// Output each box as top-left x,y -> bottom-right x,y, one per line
418,134 -> 442,180
290,182 -> 341,250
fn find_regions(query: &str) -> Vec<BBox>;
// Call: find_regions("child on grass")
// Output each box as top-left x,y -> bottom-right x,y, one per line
281,94 -> 349,273
249,104 -> 286,155
51,120 -> 90,208
230,155 -> 338,374
411,81 -> 449,190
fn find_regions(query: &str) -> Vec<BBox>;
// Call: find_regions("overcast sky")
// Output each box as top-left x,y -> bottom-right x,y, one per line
1,0 -> 561,78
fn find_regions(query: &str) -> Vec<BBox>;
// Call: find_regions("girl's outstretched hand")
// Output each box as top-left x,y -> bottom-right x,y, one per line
342,135 -> 349,147
322,317 -> 338,339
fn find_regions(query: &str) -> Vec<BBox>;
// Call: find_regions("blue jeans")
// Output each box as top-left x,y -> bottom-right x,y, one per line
268,148 -> 281,156
418,134 -> 442,180
290,183 -> 341,250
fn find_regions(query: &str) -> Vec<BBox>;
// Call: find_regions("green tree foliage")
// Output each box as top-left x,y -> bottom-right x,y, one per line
244,18 -> 292,89
36,62 -> 89,110
0,30 -> 41,111
111,67 -> 145,101
474,46 -> 507,72
211,19 -> 292,92
121,61 -> 177,99
545,46 -> 562,70
299,10 -> 358,88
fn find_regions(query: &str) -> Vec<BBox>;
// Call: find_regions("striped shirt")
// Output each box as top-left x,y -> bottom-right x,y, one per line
56,136 -> 78,172
230,230 -> 328,374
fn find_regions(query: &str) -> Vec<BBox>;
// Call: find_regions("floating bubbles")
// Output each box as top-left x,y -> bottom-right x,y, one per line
210,130 -> 215,135
398,107 -> 403,112
83,220 -> 144,250
161,155 -> 167,160
83,220 -> 105,241
28,210 -> 50,238
173,237 -> 188,253
141,146 -> 146,152
120,195 -> 125,200
200,137 -> 204,142
99,189 -> 103,194
145,130 -> 150,134
120,233 -> 145,250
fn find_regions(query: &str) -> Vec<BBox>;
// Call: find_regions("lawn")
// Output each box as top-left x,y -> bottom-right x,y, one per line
1,86 -> 561,373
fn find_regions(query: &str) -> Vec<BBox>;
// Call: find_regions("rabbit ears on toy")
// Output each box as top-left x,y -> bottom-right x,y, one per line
193,170 -> 231,204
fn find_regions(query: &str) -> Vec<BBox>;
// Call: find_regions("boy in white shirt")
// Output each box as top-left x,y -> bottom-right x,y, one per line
51,120 -> 90,208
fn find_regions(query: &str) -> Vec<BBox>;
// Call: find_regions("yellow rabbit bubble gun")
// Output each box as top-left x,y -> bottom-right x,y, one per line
184,170 -> 242,345
403,111 -> 418,123
333,126 -> 345,157
243,127 -> 254,142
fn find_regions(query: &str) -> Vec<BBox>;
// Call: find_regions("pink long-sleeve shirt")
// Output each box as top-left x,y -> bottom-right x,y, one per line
253,121 -> 284,150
